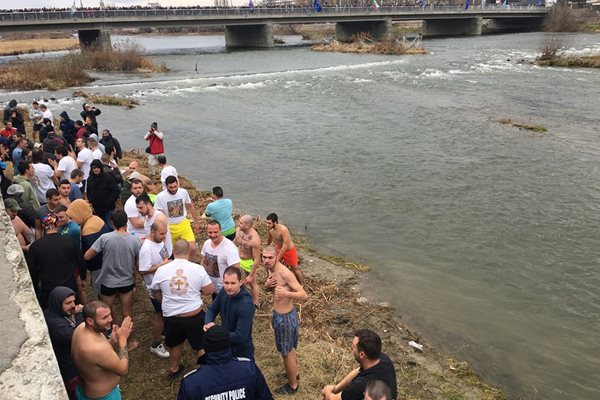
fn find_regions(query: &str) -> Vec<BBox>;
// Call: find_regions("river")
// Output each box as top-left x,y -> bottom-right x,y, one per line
2,31 -> 599,399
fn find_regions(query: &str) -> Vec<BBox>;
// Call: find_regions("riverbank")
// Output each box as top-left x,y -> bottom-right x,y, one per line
113,149 -> 507,400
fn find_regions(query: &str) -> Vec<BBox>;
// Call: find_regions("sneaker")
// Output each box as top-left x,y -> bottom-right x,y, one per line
274,384 -> 298,395
150,343 -> 170,358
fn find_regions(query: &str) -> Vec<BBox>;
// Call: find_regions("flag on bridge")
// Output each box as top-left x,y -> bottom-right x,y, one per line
313,0 -> 322,12
418,0 -> 425,8
372,0 -> 380,10
465,0 -> 470,9
249,0 -> 254,13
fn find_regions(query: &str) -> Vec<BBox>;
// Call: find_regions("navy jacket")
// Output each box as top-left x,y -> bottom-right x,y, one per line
43,286 -> 83,381
177,349 -> 272,400
205,285 -> 255,358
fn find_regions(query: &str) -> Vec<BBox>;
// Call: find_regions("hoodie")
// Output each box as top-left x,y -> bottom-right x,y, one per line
205,285 -> 255,358
99,132 -> 122,161
59,111 -> 76,147
86,159 -> 119,215
13,174 -> 41,209
80,103 -> 101,128
177,348 -> 272,400
67,199 -> 110,276
43,286 -> 83,381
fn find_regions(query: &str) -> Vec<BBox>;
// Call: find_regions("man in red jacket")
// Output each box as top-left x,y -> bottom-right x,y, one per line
144,122 -> 164,176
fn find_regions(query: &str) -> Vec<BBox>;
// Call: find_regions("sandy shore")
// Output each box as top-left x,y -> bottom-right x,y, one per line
115,150 -> 507,400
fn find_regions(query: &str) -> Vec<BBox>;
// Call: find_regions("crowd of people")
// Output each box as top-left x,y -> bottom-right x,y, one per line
1,98 -> 397,400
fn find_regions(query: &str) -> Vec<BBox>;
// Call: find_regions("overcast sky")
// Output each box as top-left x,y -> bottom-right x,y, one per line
1,0 -> 244,10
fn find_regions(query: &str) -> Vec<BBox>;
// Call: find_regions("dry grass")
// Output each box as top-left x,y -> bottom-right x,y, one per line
312,35 -> 426,56
0,38 -> 79,56
108,150 -> 508,400
0,41 -> 168,91
72,90 -> 140,109
537,54 -> 600,68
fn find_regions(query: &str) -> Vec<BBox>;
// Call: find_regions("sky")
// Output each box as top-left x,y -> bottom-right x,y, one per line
2,0 -> 233,10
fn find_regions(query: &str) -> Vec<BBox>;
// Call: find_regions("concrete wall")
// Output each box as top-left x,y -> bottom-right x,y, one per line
78,29 -> 112,50
422,17 -> 483,37
224,23 -> 274,48
335,19 -> 391,42
0,197 -> 68,400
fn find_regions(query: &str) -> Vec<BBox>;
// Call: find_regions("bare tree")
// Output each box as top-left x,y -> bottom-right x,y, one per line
545,0 -> 578,32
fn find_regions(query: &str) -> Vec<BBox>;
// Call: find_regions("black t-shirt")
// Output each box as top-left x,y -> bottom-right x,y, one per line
342,352 -> 397,400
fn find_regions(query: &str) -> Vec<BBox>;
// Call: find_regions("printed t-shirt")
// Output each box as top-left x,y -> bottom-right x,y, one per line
155,188 -> 191,225
150,258 -> 212,317
200,237 -> 240,293
144,210 -> 172,256
139,239 -> 169,292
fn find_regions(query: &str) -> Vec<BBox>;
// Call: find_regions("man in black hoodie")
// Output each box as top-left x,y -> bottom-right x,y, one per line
86,159 -> 119,228
3,99 -> 25,134
44,286 -> 84,400
60,111 -> 76,149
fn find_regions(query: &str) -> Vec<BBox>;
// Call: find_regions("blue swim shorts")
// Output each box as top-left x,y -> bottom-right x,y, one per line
272,308 -> 299,356
76,384 -> 121,400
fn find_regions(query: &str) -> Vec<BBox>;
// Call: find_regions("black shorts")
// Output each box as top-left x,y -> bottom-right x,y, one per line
150,297 -> 162,313
33,123 -> 42,131
100,283 -> 135,296
164,311 -> 205,349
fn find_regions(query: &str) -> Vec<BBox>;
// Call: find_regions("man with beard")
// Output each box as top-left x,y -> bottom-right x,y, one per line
71,301 -> 132,400
44,286 -> 84,400
136,193 -> 172,256
124,178 -> 148,240
200,220 -> 240,296
86,159 -> 119,228
155,175 -> 200,260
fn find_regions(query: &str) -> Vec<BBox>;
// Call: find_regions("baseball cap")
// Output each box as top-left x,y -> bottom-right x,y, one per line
7,184 -> 25,196
4,198 -> 21,212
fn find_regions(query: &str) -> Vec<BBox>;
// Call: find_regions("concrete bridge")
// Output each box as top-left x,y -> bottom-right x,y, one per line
0,6 -> 548,48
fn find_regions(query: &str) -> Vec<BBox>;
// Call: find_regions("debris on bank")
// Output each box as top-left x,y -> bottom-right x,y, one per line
72,90 -> 139,109
491,118 -> 548,133
312,33 -> 427,56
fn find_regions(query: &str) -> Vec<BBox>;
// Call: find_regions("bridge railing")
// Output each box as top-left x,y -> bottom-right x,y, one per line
0,5 -> 546,22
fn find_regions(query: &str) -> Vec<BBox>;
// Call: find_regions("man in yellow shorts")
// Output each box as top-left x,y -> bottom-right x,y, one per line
155,175 -> 200,260
233,215 -> 261,306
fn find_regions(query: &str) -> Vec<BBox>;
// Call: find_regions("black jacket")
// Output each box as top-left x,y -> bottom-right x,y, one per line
99,133 -> 123,161
80,103 -> 101,128
43,286 -> 83,382
59,111 -> 76,148
86,160 -> 120,215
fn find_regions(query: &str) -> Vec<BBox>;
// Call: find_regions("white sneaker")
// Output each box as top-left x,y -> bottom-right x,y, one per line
150,343 -> 170,358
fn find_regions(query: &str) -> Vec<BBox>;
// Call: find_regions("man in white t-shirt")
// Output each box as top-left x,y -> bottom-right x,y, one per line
138,219 -> 171,359
157,155 -> 178,190
75,137 -> 93,183
151,240 -> 214,377
88,136 -> 103,160
136,193 -> 173,257
155,175 -> 200,260
32,148 -> 58,205
124,178 -> 148,240
200,220 -> 241,295
54,145 -> 77,180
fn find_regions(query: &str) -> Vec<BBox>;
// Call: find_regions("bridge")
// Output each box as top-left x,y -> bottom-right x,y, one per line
0,6 -> 548,48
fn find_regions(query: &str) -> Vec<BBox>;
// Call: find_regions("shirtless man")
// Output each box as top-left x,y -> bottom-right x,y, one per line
71,300 -> 132,400
4,198 -> 34,252
262,245 -> 308,395
266,213 -> 303,284
234,214 -> 261,306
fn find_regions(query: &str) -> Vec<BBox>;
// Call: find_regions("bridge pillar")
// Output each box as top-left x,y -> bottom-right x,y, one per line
335,19 -> 391,42
225,23 -> 274,48
78,29 -> 111,50
422,17 -> 482,38
485,18 -> 545,34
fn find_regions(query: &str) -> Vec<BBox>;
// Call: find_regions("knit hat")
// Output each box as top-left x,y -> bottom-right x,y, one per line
203,326 -> 231,353
151,122 -> 158,129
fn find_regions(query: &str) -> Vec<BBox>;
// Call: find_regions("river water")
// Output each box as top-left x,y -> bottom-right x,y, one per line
3,31 -> 600,399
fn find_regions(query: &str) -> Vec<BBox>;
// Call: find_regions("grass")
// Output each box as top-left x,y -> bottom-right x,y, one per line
0,38 -> 79,56
0,40 -> 168,90
312,34 -> 427,56
537,54 -> 600,69
72,90 -> 140,109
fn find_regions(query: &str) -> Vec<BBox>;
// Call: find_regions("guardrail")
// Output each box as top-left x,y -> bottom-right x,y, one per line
0,5 -> 547,22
